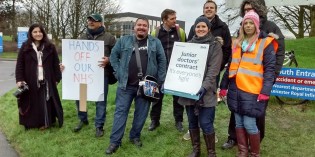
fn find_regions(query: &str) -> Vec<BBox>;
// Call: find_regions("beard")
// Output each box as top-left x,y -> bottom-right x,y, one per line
137,34 -> 145,39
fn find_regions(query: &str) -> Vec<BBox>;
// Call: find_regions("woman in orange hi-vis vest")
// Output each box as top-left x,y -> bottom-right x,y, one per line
219,10 -> 278,157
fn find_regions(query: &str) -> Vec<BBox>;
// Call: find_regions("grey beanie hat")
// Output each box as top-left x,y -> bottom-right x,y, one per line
194,16 -> 212,30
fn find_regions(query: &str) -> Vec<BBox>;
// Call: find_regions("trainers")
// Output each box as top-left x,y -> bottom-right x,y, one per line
105,143 -> 119,154
130,138 -> 142,147
175,122 -> 184,132
183,130 -> 190,140
148,120 -> 160,131
95,127 -> 104,137
221,139 -> 236,149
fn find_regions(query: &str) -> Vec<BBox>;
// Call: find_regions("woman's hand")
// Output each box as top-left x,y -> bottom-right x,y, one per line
59,63 -> 65,72
17,81 -> 26,87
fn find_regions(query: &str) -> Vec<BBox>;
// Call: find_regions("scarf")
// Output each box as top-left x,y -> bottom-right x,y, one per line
87,26 -> 105,37
241,40 -> 256,52
32,42 -> 44,81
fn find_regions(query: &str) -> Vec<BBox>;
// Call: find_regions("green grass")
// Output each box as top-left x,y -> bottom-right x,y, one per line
285,37 -> 315,68
0,37 -> 314,157
3,35 -> 13,41
0,52 -> 18,59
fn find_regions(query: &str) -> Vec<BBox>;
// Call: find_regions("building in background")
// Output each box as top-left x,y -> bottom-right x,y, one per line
106,12 -> 185,38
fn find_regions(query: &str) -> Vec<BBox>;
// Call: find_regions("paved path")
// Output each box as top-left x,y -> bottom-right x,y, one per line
0,60 -> 19,157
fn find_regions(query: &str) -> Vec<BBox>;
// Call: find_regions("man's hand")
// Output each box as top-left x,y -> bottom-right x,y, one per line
98,56 -> 109,68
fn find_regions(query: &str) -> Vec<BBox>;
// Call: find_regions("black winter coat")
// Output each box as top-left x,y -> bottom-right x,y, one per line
188,15 -> 232,71
260,18 -> 285,77
15,42 -> 63,128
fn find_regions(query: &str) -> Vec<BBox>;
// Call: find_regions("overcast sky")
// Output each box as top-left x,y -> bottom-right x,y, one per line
117,0 -> 235,34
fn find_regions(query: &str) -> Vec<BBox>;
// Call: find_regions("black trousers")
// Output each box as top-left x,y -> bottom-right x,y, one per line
227,112 -> 266,142
150,93 -> 184,123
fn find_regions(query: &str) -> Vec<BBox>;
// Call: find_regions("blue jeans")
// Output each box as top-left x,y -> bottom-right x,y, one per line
186,105 -> 215,134
75,76 -> 109,128
235,113 -> 258,134
109,85 -> 150,145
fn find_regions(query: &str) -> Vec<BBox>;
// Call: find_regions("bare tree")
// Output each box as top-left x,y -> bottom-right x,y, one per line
20,0 -> 120,44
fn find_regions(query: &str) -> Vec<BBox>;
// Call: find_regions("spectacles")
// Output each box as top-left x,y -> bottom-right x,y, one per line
87,18 -> 97,22
244,8 -> 253,13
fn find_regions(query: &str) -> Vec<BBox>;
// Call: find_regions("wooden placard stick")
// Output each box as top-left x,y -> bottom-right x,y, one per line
79,83 -> 87,112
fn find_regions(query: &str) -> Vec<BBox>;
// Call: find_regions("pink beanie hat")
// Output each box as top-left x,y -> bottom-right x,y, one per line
241,10 -> 260,52
242,10 -> 260,35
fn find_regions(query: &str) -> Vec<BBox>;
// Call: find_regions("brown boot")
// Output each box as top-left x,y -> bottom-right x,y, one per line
249,132 -> 260,157
188,129 -> 200,157
203,132 -> 216,157
236,128 -> 249,157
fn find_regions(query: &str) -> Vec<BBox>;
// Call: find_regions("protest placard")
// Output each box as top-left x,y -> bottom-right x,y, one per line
62,39 -> 104,101
164,42 -> 209,100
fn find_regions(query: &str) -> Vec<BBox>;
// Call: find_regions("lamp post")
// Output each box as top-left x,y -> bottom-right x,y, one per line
227,14 -> 231,26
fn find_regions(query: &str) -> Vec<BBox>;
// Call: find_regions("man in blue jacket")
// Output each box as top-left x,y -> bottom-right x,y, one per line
105,17 -> 167,154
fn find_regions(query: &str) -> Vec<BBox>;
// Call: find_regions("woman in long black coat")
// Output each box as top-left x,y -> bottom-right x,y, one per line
15,23 -> 63,130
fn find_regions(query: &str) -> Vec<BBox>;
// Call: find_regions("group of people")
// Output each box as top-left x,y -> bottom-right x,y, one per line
15,0 -> 285,156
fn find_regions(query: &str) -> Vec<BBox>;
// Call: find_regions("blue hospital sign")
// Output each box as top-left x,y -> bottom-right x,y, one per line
271,67 -> 315,100
17,27 -> 29,49
0,32 -> 3,53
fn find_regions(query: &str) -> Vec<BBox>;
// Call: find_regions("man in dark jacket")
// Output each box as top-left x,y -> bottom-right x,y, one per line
188,0 -> 232,73
149,9 -> 187,132
72,13 -> 116,138
221,0 -> 285,149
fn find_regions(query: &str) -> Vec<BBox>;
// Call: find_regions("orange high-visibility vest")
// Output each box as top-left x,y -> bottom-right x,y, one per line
229,37 -> 278,94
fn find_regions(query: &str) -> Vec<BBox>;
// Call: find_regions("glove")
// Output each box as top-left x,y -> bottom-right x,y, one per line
257,94 -> 269,102
219,89 -> 227,97
196,87 -> 207,100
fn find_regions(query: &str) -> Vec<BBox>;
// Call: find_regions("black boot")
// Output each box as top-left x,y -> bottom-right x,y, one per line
203,132 -> 216,157
148,120 -> 160,131
73,121 -> 88,132
188,129 -> 200,157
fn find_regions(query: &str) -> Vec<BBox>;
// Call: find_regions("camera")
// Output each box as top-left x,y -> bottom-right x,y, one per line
13,83 -> 29,98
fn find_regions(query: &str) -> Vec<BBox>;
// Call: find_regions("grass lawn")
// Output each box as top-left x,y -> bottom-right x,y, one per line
0,37 -> 314,157
0,51 -> 18,59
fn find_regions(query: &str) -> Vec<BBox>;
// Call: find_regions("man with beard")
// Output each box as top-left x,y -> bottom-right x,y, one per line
105,17 -> 166,154
149,9 -> 187,132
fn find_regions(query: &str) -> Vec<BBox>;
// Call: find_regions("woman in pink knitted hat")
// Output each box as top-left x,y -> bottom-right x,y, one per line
219,10 -> 278,157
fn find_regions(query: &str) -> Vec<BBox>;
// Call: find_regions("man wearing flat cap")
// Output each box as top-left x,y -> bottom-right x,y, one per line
72,13 -> 116,138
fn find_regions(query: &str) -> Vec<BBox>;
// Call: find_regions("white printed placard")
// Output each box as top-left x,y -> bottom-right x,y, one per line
62,39 -> 104,101
164,42 -> 209,100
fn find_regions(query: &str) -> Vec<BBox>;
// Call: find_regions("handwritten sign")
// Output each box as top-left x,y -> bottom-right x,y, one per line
271,67 -> 315,100
164,42 -> 209,100
62,39 -> 104,101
